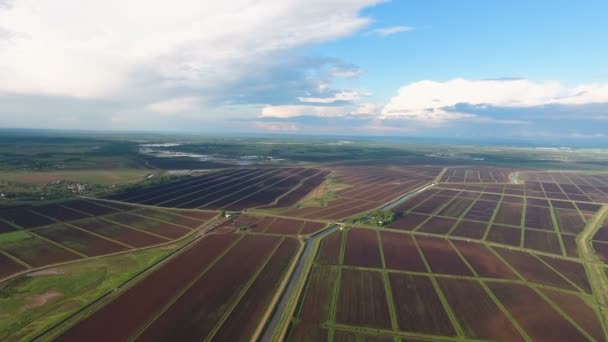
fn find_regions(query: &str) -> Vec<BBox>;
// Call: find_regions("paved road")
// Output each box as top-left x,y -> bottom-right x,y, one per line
260,225 -> 339,342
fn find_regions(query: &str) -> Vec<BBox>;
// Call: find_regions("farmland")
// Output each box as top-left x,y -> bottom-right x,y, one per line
1,136 -> 608,342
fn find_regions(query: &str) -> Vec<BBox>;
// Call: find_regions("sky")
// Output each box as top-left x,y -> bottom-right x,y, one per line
0,0 -> 607,143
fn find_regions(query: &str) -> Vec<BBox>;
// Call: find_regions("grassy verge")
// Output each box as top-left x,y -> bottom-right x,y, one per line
0,246 -> 175,341
295,176 -> 349,209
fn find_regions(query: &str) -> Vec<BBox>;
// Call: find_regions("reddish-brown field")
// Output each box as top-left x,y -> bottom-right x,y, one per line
554,209 -> 586,234
524,229 -> 563,255
34,224 -> 127,256
379,231 -> 426,272
561,234 -> 578,257
61,200 -> 120,216
30,204 -> 91,222
0,232 -> 80,267
593,241 -> 608,262
415,236 -> 472,276
437,198 -> 473,218
417,216 -> 456,235
524,205 -> 554,230
213,238 -> 298,341
0,253 -> 26,279
333,330 -> 393,342
538,256 -> 592,293
71,217 -> 167,247
412,195 -> 453,215
317,231 -> 342,265
298,265 -> 339,324
298,221 -> 326,235
388,213 -> 428,230
343,228 -> 382,268
57,233 -> 239,342
132,208 -> 209,229
449,220 -> 487,239
134,235 -> 280,341
288,323 -> 328,342
388,273 -> 455,335
451,240 -> 518,279
464,200 -> 499,222
492,202 -> 523,226
542,289 -> 606,341
0,207 -> 55,229
493,247 -> 576,290
486,224 -> 522,247
263,218 -> 304,234
0,219 -> 18,233
104,213 -> 190,239
335,269 -> 391,329
437,278 -> 524,341
488,282 -> 588,341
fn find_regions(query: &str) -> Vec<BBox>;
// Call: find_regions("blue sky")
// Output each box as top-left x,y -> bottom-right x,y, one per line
0,0 -> 607,144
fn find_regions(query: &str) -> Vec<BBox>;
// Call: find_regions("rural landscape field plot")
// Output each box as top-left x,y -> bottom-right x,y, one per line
56,224 -> 301,341
0,199 -> 217,280
103,167 -> 328,211
388,175 -> 607,257
439,166 -> 513,183
287,223 -> 607,341
284,165 -> 442,220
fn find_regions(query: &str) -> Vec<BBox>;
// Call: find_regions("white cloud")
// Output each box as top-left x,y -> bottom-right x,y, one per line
260,105 -> 351,118
0,0 -> 381,98
144,97 -> 199,114
254,121 -> 299,132
382,78 -> 608,122
298,90 -> 368,103
370,25 -> 414,36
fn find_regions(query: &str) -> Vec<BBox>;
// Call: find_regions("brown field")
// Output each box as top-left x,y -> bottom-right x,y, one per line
388,273 -> 455,335
451,240 -> 518,279
388,213 -> 428,231
524,205 -> 554,230
417,216 -> 456,235
333,330 -> 394,342
34,224 -> 127,256
449,220 -> 487,239
298,221 -> 326,235
554,209 -> 586,234
131,208 -> 209,229
57,233 -> 239,342
593,241 -> 608,262
298,265 -> 340,324
488,282 -> 588,341
263,218 -> 305,235
213,238 -> 298,341
343,228 -> 382,268
542,289 -> 606,341
317,230 -> 342,265
538,256 -> 592,293
0,252 -> 27,279
561,234 -> 578,257
493,247 -> 576,290
0,231 -> 80,267
464,200 -> 499,222
437,198 -> 473,218
335,269 -> 392,329
379,231 -> 426,272
492,202 -> 523,226
486,224 -> 522,247
71,217 -> 167,247
437,278 -> 524,340
134,235 -> 280,341
104,213 -> 190,239
415,236 -> 472,276
524,229 -> 563,255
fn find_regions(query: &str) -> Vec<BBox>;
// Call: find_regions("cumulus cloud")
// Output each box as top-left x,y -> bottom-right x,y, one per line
369,25 -> 414,36
382,78 -> 608,122
298,90 -> 369,103
254,121 -> 299,132
144,97 -> 200,114
0,0 -> 381,98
